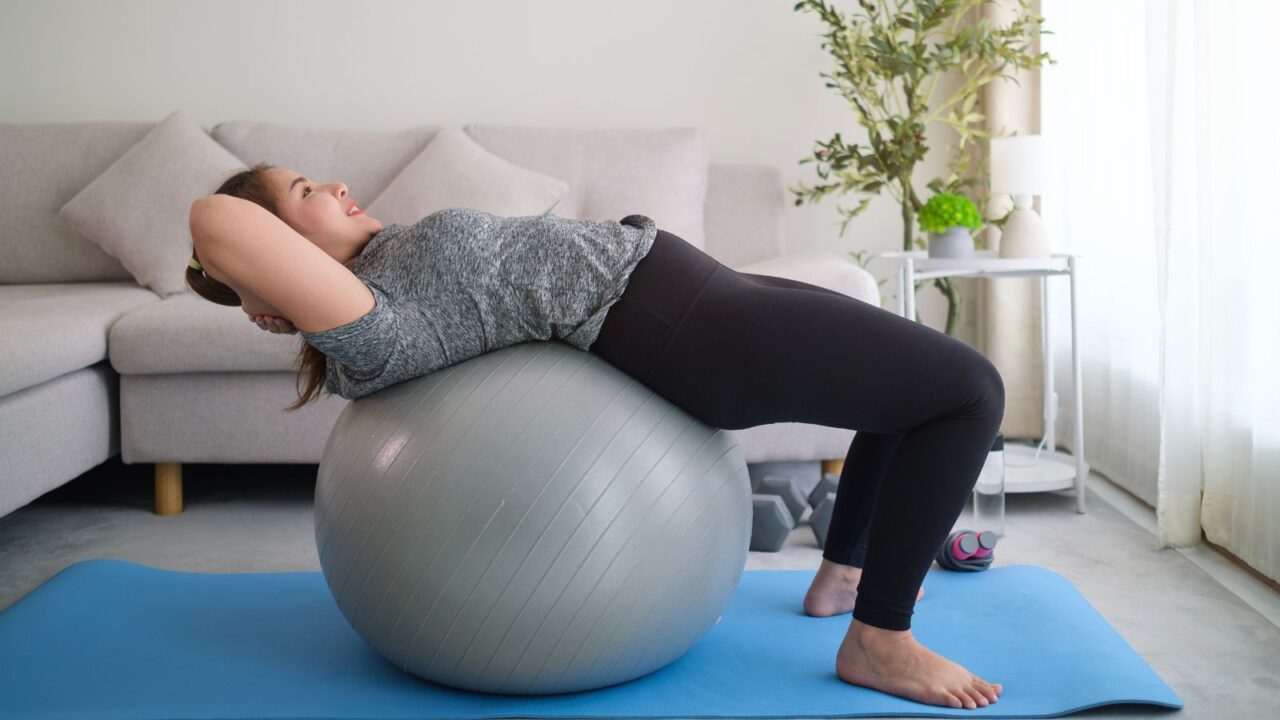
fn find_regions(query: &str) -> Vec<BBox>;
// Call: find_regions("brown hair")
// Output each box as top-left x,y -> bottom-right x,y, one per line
184,161 -> 329,412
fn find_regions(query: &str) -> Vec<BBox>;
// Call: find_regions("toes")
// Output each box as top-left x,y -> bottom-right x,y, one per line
964,687 -> 989,707
940,688 -> 977,709
971,676 -> 999,701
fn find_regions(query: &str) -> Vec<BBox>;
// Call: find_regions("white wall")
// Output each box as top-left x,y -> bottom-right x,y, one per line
1,0 -> 973,338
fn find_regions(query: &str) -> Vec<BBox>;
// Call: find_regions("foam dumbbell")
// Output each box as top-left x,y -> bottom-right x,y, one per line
750,494 -> 796,552
934,528 -> 998,571
807,472 -> 838,509
808,491 -> 838,550
755,474 -> 808,525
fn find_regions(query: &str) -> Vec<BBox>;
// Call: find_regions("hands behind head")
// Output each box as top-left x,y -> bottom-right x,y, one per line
249,314 -> 299,334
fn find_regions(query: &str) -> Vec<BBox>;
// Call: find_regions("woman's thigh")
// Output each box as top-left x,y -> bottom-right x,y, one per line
643,267 -> 1000,432
737,271 -> 847,299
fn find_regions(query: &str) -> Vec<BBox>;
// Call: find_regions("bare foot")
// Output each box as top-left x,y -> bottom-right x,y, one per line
803,559 -> 924,618
836,620 -> 1002,709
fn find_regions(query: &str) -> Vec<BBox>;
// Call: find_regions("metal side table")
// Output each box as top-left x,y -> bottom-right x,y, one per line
876,249 -> 1089,513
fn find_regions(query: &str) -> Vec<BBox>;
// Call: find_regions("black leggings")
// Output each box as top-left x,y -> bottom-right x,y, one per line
589,229 -> 1006,632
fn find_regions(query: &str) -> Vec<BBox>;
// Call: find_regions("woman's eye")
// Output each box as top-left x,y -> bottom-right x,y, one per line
303,186 -> 311,197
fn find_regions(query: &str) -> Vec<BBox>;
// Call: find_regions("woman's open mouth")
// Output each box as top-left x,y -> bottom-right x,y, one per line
347,206 -> 364,217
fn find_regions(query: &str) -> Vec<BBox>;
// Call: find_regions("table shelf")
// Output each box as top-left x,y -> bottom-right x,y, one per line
1004,443 -> 1089,494
877,250 -> 1075,280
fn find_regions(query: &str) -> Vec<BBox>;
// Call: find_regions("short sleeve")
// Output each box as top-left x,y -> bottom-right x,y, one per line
619,214 -> 656,234
299,281 -> 399,380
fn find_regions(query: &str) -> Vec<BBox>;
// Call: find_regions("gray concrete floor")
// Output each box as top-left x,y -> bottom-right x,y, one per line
1,456 -> 1277,719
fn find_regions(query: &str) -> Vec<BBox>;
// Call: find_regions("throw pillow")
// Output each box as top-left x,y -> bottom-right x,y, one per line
58,108 -> 246,298
363,127 -> 568,225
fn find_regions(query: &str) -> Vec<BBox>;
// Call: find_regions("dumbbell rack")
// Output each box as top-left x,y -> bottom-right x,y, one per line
876,249 -> 1089,514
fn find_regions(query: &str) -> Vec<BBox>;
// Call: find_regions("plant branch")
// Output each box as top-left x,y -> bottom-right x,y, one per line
789,0 -> 1053,332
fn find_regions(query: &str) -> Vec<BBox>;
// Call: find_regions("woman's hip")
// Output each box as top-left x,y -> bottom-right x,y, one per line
590,228 -> 722,380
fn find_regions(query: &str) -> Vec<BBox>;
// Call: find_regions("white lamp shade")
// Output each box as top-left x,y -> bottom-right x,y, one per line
990,135 -> 1051,196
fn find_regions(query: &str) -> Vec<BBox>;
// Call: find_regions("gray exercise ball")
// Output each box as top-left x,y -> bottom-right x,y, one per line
313,340 -> 751,695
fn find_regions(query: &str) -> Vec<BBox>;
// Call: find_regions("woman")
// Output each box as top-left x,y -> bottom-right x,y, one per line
186,163 -> 1004,711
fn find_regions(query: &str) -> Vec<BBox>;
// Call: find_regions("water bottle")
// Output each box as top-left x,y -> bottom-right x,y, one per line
973,432 -> 1006,537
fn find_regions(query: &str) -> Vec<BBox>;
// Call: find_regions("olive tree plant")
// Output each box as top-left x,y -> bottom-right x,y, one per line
790,0 -> 1052,335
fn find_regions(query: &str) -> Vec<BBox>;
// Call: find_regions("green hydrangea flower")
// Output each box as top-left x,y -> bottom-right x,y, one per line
918,192 -> 982,234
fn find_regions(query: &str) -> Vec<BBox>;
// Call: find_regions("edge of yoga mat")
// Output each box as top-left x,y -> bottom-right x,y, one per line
0,558 -> 1183,719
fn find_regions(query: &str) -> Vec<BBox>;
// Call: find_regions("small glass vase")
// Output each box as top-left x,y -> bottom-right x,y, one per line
973,432 -> 1006,538
927,226 -> 975,258
952,431 -> 1006,539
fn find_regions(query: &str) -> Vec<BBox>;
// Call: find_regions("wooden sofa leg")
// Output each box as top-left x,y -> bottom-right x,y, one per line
154,463 -> 184,515
821,458 -> 844,479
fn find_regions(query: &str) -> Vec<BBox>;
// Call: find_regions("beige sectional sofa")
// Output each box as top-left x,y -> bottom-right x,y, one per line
0,113 -> 879,518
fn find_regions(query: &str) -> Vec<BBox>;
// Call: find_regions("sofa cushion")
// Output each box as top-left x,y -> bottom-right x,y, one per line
107,292 -> 309,376
704,164 -> 787,268
462,124 -> 709,249
363,127 -> 568,225
0,283 -> 159,397
57,109 -> 246,299
0,121 -> 156,284
210,121 -> 442,211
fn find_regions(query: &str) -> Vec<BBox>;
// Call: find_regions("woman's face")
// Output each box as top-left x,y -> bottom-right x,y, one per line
266,168 -> 383,268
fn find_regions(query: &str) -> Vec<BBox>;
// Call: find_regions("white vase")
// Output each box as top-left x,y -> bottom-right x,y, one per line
998,205 -> 1051,258
928,227 -> 975,258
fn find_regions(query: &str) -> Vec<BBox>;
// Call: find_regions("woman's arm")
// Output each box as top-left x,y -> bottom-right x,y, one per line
189,195 -> 376,334
239,290 -> 288,319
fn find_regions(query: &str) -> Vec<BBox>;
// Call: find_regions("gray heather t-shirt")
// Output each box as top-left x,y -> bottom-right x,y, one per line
298,208 -> 658,400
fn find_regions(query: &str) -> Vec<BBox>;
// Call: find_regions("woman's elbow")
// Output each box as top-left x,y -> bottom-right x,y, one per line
189,195 -> 230,237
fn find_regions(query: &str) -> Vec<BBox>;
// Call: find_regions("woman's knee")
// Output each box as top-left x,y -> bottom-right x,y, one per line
950,344 -> 1006,423
973,356 -> 1007,424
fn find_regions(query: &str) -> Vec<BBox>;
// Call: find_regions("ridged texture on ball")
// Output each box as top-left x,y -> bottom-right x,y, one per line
314,341 -> 751,695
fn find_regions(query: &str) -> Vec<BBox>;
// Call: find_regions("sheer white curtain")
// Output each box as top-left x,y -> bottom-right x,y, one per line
1040,0 -> 1279,582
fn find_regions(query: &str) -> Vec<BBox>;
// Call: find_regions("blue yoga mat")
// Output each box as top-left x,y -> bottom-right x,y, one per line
0,558 -> 1181,719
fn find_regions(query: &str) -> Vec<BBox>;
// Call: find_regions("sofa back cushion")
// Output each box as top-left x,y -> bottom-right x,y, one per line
704,163 -> 786,268
0,122 -> 155,284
